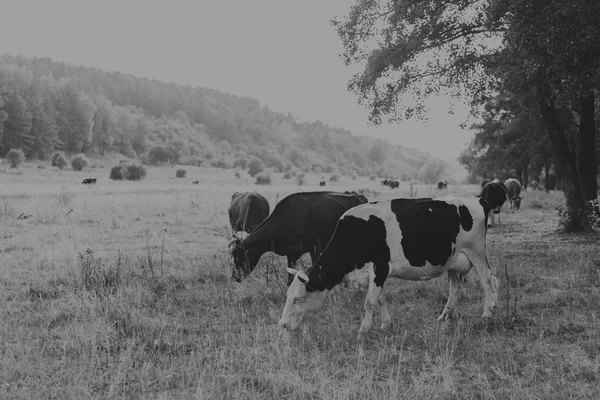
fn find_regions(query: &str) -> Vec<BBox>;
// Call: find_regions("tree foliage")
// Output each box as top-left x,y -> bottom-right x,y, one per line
334,0 -> 600,231
6,148 -> 24,168
71,153 -> 89,171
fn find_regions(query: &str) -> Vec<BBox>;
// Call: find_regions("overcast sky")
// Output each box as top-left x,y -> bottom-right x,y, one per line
1,0 -> 475,160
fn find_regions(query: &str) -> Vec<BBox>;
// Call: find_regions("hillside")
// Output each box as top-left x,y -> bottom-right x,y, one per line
0,53 -> 449,181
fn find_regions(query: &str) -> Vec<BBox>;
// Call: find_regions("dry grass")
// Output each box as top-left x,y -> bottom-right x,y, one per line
1,165 -> 599,399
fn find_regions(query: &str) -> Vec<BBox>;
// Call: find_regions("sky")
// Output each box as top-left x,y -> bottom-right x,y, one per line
1,0 -> 475,161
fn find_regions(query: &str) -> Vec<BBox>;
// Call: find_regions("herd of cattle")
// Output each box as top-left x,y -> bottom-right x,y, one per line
227,177 -> 525,333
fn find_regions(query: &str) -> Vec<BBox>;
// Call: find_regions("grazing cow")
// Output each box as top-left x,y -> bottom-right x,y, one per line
319,180 -> 326,187
192,180 -> 199,184
504,178 -> 523,210
479,180 -> 507,227
228,192 -> 270,239
388,180 -> 400,189
279,195 -> 498,332
437,180 -> 448,190
231,191 -> 368,283
381,179 -> 390,186
82,178 -> 97,184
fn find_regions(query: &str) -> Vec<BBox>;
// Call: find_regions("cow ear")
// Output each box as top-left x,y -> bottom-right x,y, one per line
286,267 -> 299,275
297,271 -> 309,283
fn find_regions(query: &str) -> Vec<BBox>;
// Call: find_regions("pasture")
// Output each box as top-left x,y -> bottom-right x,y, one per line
1,164 -> 599,399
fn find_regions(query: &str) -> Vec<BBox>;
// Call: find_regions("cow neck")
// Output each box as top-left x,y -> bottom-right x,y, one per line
306,234 -> 350,292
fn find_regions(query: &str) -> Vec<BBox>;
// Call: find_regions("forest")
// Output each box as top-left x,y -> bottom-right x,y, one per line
0,54 -> 450,182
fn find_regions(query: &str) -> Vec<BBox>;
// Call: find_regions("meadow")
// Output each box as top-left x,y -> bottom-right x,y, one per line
1,163 -> 599,399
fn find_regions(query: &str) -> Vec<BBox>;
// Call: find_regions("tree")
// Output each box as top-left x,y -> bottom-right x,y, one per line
55,154 -> 68,170
148,145 -> 170,165
247,157 -> 264,177
334,0 -> 600,231
368,143 -> 386,165
7,148 -> 25,168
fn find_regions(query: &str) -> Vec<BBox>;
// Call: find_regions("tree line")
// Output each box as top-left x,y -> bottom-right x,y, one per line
0,54 -> 448,182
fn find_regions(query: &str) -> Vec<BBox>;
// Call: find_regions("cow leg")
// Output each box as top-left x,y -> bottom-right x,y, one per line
359,267 -> 381,334
465,252 -> 498,318
438,270 -> 461,321
378,286 -> 392,330
286,258 -> 296,286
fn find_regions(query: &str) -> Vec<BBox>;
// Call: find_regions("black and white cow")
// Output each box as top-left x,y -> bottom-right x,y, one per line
437,180 -> 448,190
504,178 -> 523,210
279,195 -> 498,333
479,180 -> 507,227
82,178 -> 97,184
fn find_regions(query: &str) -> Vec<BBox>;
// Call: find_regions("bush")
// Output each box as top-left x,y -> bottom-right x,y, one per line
176,169 -> 187,178
233,157 -> 249,170
71,154 -> 89,171
369,174 -> 377,181
51,151 -> 64,167
110,166 -> 128,180
7,148 -> 25,168
351,173 -> 358,180
283,172 -> 292,180
234,170 -> 241,179
55,155 -> 68,170
248,158 -> 264,177
255,173 -> 272,185
329,172 -> 341,183
126,164 -> 146,181
210,159 -> 232,169
295,173 -> 305,186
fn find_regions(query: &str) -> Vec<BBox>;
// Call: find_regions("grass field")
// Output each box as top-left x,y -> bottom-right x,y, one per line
1,163 -> 599,399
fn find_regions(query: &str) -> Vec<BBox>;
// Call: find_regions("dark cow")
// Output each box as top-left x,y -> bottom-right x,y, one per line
319,180 -> 326,187
231,191 -> 368,283
280,195 -> 498,332
437,180 -> 448,190
479,180 -> 507,227
228,192 -> 270,240
504,178 -> 523,210
388,180 -> 400,189
193,180 -> 199,185
381,179 -> 390,186
82,178 -> 97,184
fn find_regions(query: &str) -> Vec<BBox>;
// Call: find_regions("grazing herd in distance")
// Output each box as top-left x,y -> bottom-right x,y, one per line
226,173 -> 532,333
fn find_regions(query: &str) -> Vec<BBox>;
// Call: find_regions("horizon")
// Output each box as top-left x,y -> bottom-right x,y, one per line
1,0 -> 475,162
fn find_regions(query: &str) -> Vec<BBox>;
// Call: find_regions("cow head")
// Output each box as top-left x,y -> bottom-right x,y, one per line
513,196 -> 523,210
230,241 -> 251,282
278,267 -> 328,331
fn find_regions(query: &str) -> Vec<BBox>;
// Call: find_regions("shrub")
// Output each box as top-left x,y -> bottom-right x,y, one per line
71,154 -> 89,171
255,173 -> 272,185
7,148 -> 25,168
234,170 -> 241,179
233,157 -> 249,170
329,172 -> 341,183
369,174 -> 377,181
176,169 -> 187,178
110,166 -> 128,180
126,165 -> 146,181
283,172 -> 292,180
55,155 -> 68,170
248,158 -> 264,177
351,173 -> 358,180
51,151 -> 65,167
295,173 -> 305,186
210,159 -> 231,169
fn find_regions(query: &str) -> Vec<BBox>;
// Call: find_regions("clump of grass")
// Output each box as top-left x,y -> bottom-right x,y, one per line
176,168 -> 187,178
79,248 -> 122,299
295,173 -> 305,186
255,173 -> 271,185
529,200 -> 544,209
56,191 -> 75,208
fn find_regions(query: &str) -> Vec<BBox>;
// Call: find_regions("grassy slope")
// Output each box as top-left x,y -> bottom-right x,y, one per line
1,163 -> 599,399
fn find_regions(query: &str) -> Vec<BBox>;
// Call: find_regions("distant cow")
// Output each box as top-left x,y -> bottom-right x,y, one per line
192,180 -> 199,184
437,180 -> 448,190
388,180 -> 400,189
479,180 -> 507,227
381,179 -> 390,186
504,178 -> 523,210
230,191 -> 368,283
228,192 -> 270,240
280,195 -> 498,333
82,178 -> 97,184
319,180 -> 326,186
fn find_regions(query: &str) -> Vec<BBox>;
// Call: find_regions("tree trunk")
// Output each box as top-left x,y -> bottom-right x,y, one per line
576,92 -> 598,201
522,161 -> 529,189
544,163 -> 551,193
538,98 -> 590,231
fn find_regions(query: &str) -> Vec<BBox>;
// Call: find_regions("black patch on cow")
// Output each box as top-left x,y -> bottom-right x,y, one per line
458,205 -> 473,232
307,214 -> 391,291
391,198 -> 461,267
